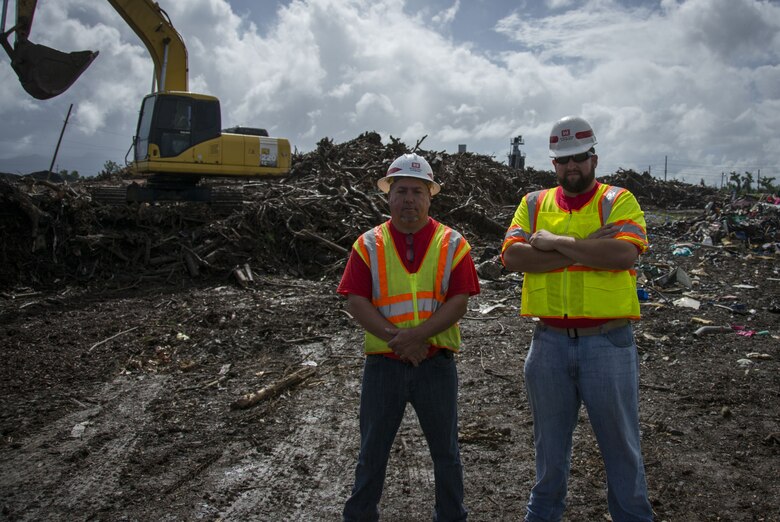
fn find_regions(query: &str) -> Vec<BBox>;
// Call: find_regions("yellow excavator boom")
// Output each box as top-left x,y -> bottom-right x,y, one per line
106,0 -> 188,92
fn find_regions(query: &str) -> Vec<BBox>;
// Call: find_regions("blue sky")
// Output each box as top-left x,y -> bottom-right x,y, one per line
1,0 -> 778,186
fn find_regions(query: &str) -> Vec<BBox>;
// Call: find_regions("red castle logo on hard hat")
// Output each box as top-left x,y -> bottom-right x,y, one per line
562,129 -> 571,137
411,162 -> 421,170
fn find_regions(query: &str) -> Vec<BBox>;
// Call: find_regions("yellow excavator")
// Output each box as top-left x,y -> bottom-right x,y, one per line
2,0 -> 291,204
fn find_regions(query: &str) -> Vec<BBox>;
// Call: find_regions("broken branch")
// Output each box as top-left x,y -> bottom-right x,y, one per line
230,366 -> 316,410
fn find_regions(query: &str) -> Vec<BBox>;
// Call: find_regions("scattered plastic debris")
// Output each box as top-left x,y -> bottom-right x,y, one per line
674,297 -> 701,309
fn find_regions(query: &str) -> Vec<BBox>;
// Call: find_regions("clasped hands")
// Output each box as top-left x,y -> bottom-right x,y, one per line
385,326 -> 429,366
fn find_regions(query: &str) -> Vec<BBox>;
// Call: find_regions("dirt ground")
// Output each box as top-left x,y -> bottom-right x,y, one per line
1,137 -> 778,521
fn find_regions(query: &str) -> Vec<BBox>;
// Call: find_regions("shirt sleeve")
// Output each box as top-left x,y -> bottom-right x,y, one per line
608,190 -> 649,254
447,252 -> 480,297
501,196 -> 532,264
336,248 -> 372,298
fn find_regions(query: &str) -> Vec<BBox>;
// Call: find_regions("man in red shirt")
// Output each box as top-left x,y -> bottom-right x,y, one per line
340,153 -> 479,521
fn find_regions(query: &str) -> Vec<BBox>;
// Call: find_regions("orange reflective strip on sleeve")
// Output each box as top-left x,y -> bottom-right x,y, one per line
501,235 -> 526,256
610,218 -> 648,251
504,225 -> 531,242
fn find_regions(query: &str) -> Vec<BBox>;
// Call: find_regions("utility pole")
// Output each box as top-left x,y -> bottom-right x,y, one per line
721,172 -> 725,189
664,155 -> 667,182
48,103 -> 73,181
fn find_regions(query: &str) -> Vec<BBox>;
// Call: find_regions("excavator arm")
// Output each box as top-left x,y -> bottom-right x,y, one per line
106,0 -> 188,92
1,0 -> 98,99
2,0 -> 188,99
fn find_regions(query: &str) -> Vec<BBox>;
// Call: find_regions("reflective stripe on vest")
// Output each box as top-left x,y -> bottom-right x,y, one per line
354,222 -> 469,354
520,184 -> 644,320
502,189 -> 549,247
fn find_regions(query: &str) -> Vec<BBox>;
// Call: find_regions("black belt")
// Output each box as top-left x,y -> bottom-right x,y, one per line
539,319 -> 629,339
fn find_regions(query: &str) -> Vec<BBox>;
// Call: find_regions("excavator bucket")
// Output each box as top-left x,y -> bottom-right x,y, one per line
7,39 -> 98,100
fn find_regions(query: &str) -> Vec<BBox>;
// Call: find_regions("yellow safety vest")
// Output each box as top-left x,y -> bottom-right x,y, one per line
353,221 -> 471,354
502,184 -> 648,320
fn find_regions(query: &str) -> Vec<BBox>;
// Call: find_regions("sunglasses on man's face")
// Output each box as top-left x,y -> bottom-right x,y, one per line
554,152 -> 593,165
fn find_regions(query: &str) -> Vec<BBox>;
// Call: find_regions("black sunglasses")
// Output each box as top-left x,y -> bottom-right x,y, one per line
554,151 -> 593,165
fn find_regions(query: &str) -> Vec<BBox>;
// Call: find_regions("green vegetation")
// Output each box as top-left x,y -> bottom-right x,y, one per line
726,170 -> 777,194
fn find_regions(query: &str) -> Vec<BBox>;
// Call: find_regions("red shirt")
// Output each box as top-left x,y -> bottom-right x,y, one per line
337,218 -> 480,359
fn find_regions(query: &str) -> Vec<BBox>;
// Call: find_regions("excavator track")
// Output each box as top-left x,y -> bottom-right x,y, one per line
210,186 -> 245,214
89,182 -> 244,213
90,186 -> 129,206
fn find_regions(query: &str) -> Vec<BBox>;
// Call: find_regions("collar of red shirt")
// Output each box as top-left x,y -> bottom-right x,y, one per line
387,217 -> 436,272
555,182 -> 601,212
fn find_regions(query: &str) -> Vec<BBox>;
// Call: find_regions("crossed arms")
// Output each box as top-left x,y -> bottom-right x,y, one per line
502,224 -> 639,273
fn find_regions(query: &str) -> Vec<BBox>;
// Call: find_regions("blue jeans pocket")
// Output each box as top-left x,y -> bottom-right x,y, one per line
604,325 -> 634,348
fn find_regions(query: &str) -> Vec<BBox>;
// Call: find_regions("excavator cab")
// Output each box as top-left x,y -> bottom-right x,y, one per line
134,92 -> 222,162
1,0 -> 98,100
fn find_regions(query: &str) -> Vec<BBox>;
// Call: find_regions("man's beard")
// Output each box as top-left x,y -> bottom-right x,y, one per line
559,168 -> 595,193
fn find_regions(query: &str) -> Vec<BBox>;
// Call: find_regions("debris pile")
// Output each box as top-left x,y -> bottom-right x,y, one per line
0,131 -> 774,291
650,192 -> 780,249
600,169 -> 719,209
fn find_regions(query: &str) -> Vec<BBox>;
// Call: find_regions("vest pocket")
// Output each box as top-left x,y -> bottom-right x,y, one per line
583,271 -> 635,316
523,276 -> 549,312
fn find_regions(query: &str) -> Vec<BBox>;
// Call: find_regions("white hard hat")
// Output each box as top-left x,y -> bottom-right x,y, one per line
377,153 -> 441,195
549,116 -> 597,158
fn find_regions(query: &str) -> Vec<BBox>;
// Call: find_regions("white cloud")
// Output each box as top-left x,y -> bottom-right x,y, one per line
0,0 -> 777,185
353,92 -> 399,122
432,0 -> 460,28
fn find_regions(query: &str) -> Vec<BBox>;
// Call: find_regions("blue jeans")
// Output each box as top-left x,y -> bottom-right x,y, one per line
343,352 -> 467,522
523,324 -> 653,522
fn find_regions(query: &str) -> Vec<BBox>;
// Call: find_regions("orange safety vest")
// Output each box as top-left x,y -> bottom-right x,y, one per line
502,184 -> 648,319
354,221 -> 471,354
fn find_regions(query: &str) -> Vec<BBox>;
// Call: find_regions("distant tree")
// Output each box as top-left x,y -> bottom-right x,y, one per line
58,169 -> 80,181
700,178 -> 706,186
758,176 -> 777,193
741,171 -> 754,193
728,171 -> 741,192
99,160 -> 122,177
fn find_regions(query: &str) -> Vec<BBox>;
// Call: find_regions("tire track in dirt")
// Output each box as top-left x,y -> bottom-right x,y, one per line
0,374 -> 168,521
193,339 -> 363,520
